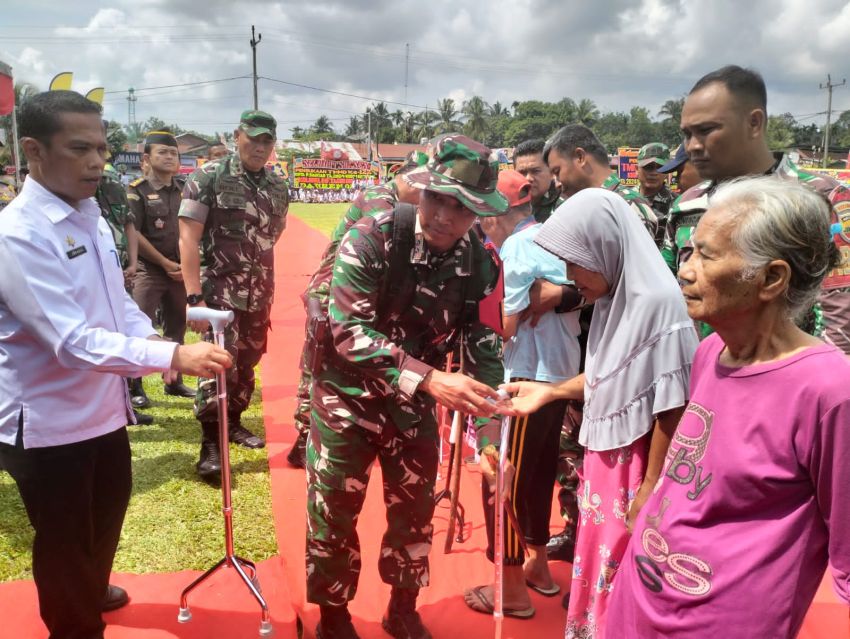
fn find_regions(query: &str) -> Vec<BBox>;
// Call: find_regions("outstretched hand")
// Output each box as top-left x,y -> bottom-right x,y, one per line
420,369 -> 500,417
498,380 -> 556,416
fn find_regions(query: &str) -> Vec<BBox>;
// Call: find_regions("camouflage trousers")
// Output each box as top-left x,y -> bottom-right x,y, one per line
194,304 -> 271,424
305,410 -> 439,606
556,401 -> 584,529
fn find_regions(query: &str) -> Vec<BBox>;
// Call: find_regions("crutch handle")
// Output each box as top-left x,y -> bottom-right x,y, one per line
187,307 -> 234,332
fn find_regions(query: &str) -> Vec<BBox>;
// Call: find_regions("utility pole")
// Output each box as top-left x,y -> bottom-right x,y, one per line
367,109 -> 372,161
250,25 -> 262,110
126,87 -> 137,141
404,43 -> 409,105
820,73 -> 845,168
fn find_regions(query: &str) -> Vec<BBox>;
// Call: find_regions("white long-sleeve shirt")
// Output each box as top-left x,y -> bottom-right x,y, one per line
0,177 -> 177,448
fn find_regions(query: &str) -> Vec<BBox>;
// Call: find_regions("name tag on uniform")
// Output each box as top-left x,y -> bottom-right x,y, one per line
67,245 -> 87,259
146,193 -> 160,201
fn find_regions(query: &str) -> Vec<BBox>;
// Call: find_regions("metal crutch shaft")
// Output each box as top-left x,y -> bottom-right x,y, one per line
178,307 -> 273,637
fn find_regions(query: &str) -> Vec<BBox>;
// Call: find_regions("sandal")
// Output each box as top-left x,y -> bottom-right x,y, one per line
525,580 -> 560,597
463,585 -> 535,619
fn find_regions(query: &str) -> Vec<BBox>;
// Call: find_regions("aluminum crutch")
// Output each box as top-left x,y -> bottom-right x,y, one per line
177,306 -> 273,637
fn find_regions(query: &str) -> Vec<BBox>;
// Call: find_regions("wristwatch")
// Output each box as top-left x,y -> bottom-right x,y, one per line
186,293 -> 204,306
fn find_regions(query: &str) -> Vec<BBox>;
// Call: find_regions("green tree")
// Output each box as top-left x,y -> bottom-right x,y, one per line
503,100 -> 562,146
594,111 -> 631,151
344,116 -> 363,139
106,120 -> 128,160
461,95 -> 489,142
766,113 -> 795,151
658,97 -> 685,146
436,98 -> 462,134
625,106 -> 656,148
576,98 -> 600,127
414,109 -> 439,141
310,115 -> 335,136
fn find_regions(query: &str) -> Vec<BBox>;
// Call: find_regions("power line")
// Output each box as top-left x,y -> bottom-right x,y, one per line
103,76 -> 250,95
259,75 -> 427,110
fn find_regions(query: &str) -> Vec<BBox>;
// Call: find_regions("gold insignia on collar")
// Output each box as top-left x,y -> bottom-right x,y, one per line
65,235 -> 76,248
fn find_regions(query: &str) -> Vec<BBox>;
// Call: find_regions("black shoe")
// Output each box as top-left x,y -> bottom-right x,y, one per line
196,438 -> 221,481
164,382 -> 196,398
229,424 -> 265,449
128,377 -> 150,409
381,588 -> 431,639
317,605 -> 360,639
561,591 -> 570,610
102,584 -> 129,612
286,430 -> 308,468
546,529 -> 576,563
132,410 -> 154,426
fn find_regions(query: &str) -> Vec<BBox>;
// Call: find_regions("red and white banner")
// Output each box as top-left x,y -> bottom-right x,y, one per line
0,61 -> 14,116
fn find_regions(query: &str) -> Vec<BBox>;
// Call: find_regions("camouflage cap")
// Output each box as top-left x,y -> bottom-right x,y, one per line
403,134 -> 509,216
400,149 -> 429,172
637,142 -> 670,168
239,110 -> 277,138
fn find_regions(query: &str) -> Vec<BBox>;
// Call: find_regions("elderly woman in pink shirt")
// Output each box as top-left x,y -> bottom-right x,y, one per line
607,176 -> 850,638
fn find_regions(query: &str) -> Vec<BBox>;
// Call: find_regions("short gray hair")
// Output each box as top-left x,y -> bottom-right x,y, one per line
710,175 -> 840,319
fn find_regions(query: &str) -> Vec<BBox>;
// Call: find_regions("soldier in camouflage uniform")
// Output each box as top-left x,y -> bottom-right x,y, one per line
513,138 -> 563,223
287,151 -> 428,469
636,142 -> 676,246
178,110 -> 289,481
307,135 -> 507,639
663,65 -> 850,352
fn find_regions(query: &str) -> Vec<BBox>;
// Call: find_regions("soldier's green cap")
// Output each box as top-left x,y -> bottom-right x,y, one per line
637,142 -> 670,168
403,134 -> 509,217
239,110 -> 277,138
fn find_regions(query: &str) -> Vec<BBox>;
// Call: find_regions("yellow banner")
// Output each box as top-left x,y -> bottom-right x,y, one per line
85,87 -> 104,105
49,72 -> 73,91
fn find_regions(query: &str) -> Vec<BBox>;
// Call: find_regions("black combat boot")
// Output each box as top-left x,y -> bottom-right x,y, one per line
128,377 -> 150,409
228,414 -> 265,449
164,373 -> 196,398
381,587 -> 431,639
286,429 -> 308,469
316,604 -> 360,639
196,421 -> 221,482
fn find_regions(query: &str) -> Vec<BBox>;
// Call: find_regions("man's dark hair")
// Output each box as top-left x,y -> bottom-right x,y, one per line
690,65 -> 767,112
542,124 -> 608,166
19,90 -> 102,145
513,138 -> 546,166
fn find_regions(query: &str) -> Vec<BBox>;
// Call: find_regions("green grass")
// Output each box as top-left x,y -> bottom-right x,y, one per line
289,202 -> 349,236
0,203 -> 345,582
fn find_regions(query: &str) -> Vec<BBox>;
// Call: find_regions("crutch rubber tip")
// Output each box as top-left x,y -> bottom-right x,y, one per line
177,607 -> 192,623
259,620 -> 274,636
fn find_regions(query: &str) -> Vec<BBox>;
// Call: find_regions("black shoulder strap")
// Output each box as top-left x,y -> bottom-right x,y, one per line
376,202 -> 417,324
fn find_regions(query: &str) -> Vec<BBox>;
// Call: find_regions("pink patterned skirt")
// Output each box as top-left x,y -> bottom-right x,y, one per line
565,433 -> 649,639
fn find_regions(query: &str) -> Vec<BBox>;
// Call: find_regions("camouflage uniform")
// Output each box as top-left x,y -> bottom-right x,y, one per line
645,185 -> 676,246
661,154 -> 850,350
601,173 -> 659,242
0,176 -> 16,212
293,181 -> 399,434
178,152 -> 289,424
95,172 -> 134,270
532,182 -> 564,224
306,136 -> 506,608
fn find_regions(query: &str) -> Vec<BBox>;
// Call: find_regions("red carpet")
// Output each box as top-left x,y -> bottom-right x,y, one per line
0,214 -> 846,638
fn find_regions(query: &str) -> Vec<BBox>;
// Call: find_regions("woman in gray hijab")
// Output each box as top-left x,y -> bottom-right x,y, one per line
502,188 -> 698,639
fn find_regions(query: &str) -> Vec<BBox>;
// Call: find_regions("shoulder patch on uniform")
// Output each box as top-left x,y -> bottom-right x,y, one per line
129,177 -> 146,187
127,193 -> 141,201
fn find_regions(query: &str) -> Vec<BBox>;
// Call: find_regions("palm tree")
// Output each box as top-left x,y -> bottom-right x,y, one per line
489,101 -> 510,117
402,111 -> 417,143
1,81 -> 39,166
366,102 -> 393,143
576,98 -> 600,127
436,98 -> 462,134
414,109 -> 439,141
310,115 -> 334,136
462,95 -> 489,142
344,116 -> 363,139
658,98 -> 685,124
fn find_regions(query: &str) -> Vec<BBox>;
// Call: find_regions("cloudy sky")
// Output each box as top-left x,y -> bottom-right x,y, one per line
2,0 -> 849,139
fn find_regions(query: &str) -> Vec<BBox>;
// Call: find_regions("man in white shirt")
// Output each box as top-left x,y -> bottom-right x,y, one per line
0,90 -> 232,639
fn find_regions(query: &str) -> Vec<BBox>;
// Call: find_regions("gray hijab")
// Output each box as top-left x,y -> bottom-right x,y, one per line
535,188 -> 698,451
